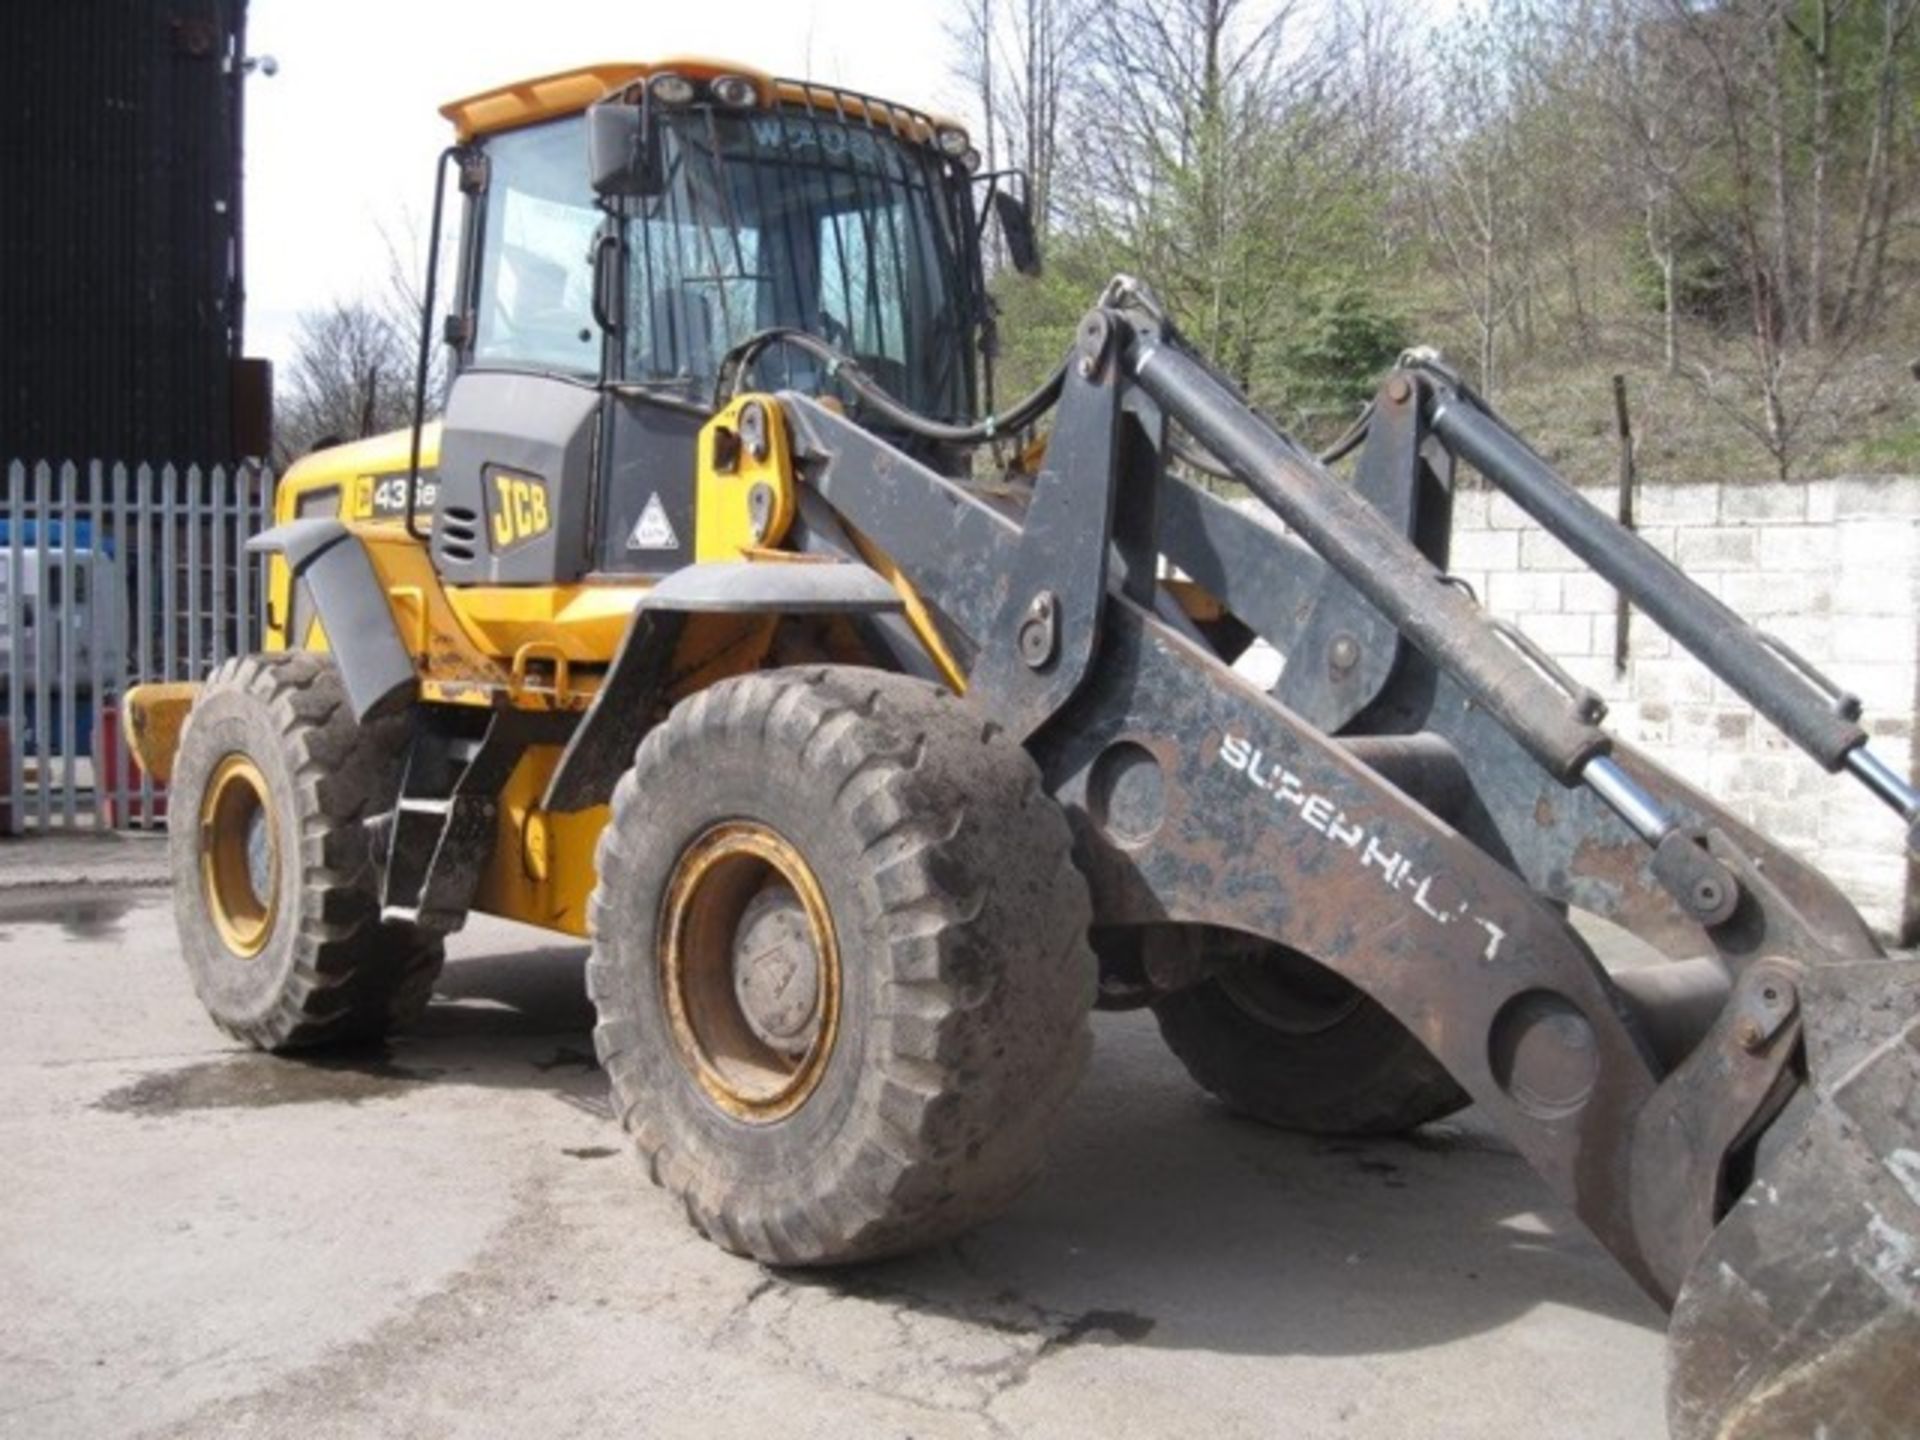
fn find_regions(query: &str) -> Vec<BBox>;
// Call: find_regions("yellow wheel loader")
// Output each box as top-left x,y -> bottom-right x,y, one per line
126,59 -> 1919,1438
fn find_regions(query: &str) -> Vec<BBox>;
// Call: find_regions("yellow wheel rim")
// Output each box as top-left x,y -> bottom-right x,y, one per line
660,821 -> 841,1124
198,754 -> 279,958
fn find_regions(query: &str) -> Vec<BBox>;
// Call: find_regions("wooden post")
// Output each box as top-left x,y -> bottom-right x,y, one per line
1611,374 -> 1635,678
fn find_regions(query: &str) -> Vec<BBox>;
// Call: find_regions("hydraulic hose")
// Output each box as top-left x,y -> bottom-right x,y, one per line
1315,400 -> 1377,465
721,323 -> 1370,468
716,327 -> 1067,447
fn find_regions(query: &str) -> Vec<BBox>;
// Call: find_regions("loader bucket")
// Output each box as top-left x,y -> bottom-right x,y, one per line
1666,958 -> 1920,1439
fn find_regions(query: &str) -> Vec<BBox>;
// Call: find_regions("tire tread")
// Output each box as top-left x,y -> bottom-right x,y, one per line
170,652 -> 443,1051
589,666 -> 1095,1266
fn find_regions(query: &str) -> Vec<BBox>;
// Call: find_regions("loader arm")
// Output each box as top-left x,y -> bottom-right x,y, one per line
777,287 -> 1920,1439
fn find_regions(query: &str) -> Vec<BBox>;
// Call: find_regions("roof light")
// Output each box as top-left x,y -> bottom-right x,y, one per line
648,71 -> 697,107
710,73 -> 758,108
935,126 -> 971,158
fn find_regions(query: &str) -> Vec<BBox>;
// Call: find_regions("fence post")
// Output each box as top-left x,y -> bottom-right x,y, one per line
137,463 -> 155,826
59,462 -> 78,828
112,462 -> 130,830
88,459 -> 105,831
186,464 -> 202,681
211,464 -> 228,668
233,467 -> 250,658
162,465 -> 178,686
5,462 -> 22,836
1611,374 -> 1635,678
33,462 -> 51,831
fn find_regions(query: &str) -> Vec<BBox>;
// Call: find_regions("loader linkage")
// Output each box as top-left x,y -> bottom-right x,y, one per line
763,281 -> 1919,1438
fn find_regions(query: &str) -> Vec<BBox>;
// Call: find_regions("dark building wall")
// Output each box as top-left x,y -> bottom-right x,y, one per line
0,0 -> 257,465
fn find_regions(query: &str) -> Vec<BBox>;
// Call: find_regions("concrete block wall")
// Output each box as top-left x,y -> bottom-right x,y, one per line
1444,474 -> 1920,937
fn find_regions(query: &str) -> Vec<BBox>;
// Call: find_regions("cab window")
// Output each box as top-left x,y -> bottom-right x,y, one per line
471,119 -> 601,377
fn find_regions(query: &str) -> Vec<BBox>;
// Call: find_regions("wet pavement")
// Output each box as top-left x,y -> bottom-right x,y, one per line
0,886 -> 1666,1439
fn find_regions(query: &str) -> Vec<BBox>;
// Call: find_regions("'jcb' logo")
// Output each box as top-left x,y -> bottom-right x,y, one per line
488,471 -> 550,550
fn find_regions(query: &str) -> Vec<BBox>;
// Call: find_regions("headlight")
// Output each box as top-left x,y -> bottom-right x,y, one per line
648,72 -> 697,107
710,73 -> 758,108
960,147 -> 982,174
935,126 -> 971,158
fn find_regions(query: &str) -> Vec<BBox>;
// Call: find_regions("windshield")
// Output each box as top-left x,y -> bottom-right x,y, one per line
627,108 -> 979,421
466,106 -> 982,419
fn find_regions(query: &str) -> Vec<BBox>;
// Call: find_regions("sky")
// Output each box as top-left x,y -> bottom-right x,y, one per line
241,0 -> 965,373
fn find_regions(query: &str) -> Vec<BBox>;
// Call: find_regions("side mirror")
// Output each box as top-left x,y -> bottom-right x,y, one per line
992,190 -> 1042,277
587,99 -> 664,198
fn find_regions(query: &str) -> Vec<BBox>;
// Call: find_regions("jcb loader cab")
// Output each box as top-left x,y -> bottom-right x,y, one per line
127,59 -> 1918,1439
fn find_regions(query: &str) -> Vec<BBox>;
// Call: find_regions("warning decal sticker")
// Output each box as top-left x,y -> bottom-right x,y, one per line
627,492 -> 680,551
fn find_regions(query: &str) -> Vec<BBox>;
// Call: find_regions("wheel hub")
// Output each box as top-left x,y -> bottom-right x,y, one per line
660,821 -> 841,1124
198,752 -> 279,959
245,806 -> 273,903
731,886 -> 822,1054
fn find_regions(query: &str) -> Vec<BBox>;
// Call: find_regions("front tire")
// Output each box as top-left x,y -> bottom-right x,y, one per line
588,667 -> 1095,1266
167,653 -> 443,1051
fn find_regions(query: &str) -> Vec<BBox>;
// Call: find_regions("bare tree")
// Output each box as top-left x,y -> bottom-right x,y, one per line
1583,0 -> 1717,374
1665,0 -> 1802,470
948,0 -> 1000,174
941,0 -> 1917,476
1830,0 -> 1920,335
1636,0 -> 1901,475
1067,0 -> 1365,383
1005,0 -> 1084,237
273,213 -> 454,470
949,0 -> 1087,244
1420,5 -> 1538,395
273,301 -> 415,469
1789,0 -> 1847,346
376,215 -> 453,414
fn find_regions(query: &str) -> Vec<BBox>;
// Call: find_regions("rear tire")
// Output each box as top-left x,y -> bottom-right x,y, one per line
167,652 -> 443,1051
588,666 -> 1095,1266
1153,942 -> 1467,1136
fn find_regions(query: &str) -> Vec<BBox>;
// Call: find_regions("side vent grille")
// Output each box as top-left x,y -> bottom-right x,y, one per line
440,505 -> 479,541
437,505 -> 479,564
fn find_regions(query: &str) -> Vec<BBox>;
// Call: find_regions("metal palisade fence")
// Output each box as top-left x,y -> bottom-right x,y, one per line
0,459 -> 275,833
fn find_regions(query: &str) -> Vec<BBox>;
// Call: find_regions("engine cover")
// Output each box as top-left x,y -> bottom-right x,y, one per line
431,372 -> 600,585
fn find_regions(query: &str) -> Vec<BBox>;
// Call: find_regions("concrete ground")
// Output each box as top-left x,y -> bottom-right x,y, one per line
0,844 -> 1666,1440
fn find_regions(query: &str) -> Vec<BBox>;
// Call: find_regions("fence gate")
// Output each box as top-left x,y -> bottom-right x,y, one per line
0,460 -> 275,833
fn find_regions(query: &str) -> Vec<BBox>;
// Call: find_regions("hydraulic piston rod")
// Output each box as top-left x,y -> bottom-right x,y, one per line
1124,323 -> 1618,774
1428,390 -> 1920,836
1120,320 -> 1733,872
